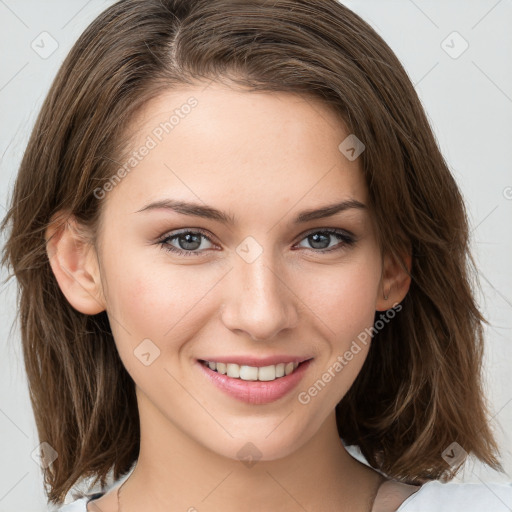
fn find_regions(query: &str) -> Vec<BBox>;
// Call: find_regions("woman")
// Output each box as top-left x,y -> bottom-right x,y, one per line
1,0 -> 511,511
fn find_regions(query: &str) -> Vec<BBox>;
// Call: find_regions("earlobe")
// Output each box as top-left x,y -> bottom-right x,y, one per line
45,212 -> 106,315
376,248 -> 412,311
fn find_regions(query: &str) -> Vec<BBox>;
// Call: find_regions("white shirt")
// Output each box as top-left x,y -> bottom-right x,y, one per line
56,480 -> 512,512
57,447 -> 512,511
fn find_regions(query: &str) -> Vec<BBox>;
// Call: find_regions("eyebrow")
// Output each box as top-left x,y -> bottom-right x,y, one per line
134,198 -> 367,225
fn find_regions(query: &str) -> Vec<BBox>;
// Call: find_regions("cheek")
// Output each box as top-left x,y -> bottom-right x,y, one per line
299,254 -> 382,345
103,252 -> 223,357
295,252 -> 381,401
291,279 -> 381,432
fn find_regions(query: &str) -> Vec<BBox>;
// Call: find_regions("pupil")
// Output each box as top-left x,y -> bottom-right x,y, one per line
179,233 -> 201,250
310,233 -> 329,249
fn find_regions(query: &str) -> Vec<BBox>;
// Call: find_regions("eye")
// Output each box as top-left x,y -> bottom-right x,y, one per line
157,229 -> 216,257
157,227 -> 356,257
294,228 -> 356,253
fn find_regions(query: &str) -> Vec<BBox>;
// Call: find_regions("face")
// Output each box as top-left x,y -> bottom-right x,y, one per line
64,82 -> 402,462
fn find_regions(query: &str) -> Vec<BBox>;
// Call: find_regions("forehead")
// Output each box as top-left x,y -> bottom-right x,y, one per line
104,82 -> 368,219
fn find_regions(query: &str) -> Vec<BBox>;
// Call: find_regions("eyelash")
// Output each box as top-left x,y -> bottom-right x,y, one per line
157,228 -> 356,257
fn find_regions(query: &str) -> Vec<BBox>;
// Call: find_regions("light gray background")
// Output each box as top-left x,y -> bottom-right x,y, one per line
1,0 -> 511,510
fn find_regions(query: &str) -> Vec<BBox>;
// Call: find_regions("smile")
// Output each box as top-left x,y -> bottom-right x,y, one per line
197,358 -> 313,405
200,360 -> 299,382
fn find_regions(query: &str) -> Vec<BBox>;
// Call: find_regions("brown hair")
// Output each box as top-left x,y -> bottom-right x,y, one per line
1,0 -> 504,506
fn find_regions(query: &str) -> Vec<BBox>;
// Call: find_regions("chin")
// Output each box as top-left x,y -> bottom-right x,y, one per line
197,419 -> 317,464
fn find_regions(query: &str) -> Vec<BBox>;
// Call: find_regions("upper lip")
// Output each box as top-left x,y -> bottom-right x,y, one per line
199,355 -> 313,366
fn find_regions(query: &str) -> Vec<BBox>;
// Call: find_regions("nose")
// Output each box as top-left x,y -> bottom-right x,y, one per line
220,251 -> 300,342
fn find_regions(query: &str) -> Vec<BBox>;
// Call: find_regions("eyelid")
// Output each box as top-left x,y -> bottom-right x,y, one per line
156,226 -> 356,258
296,226 -> 356,241
157,227 -> 216,243
156,226 -> 355,245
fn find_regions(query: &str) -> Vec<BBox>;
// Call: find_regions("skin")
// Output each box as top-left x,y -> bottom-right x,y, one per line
46,81 -> 412,511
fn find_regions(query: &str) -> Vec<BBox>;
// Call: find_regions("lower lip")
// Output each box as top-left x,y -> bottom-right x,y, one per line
196,359 -> 312,405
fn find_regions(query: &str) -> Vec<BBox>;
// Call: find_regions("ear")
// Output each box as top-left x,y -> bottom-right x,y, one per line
375,247 -> 412,311
45,212 -> 106,315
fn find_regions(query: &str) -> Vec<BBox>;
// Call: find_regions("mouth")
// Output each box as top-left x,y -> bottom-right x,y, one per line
196,357 -> 313,405
199,359 -> 304,382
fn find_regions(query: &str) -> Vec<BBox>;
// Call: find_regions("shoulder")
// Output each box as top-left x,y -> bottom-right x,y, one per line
55,497 -> 89,511
55,492 -> 105,512
344,442 -> 512,512
396,480 -> 512,511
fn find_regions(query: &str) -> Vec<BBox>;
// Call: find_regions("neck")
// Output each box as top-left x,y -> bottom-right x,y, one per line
119,387 -> 382,512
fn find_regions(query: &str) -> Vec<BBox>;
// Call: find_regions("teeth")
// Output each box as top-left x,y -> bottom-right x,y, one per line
258,365 -> 275,381
239,365 -> 259,380
226,363 -> 240,378
285,362 -> 294,376
203,360 -> 302,381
